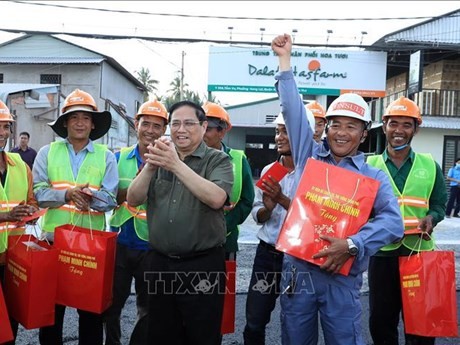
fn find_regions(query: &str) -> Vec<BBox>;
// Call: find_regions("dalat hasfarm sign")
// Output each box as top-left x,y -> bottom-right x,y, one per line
208,46 -> 387,97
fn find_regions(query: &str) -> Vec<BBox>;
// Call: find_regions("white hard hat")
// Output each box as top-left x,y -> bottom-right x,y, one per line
326,93 -> 371,126
274,108 -> 315,132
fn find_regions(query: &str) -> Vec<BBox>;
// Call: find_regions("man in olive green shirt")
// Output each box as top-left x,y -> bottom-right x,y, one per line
127,100 -> 233,345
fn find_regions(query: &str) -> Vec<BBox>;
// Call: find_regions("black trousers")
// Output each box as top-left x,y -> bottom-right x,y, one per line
103,243 -> 150,345
243,241 -> 283,345
446,185 -> 460,216
368,255 -> 435,345
146,246 -> 226,345
0,265 -> 18,345
39,304 -> 103,345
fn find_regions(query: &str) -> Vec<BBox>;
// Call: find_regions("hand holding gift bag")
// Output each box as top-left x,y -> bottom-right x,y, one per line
276,158 -> 380,275
54,224 -> 117,314
399,249 -> 458,337
4,233 -> 58,329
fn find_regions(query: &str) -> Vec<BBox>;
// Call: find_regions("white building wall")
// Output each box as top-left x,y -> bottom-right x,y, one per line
100,62 -> 144,118
228,98 -> 279,126
411,128 -> 459,166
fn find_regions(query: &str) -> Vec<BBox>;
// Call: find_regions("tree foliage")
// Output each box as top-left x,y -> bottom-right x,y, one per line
160,73 -> 221,110
136,67 -> 159,102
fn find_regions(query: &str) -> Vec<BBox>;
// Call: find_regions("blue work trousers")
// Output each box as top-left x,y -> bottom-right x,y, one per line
280,255 -> 363,345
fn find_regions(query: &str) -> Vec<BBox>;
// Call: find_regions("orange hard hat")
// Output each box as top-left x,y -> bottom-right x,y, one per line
49,88 -> 112,140
306,101 -> 326,119
61,89 -> 98,114
202,101 -> 232,130
383,96 -> 422,125
0,101 -> 15,122
135,99 -> 168,121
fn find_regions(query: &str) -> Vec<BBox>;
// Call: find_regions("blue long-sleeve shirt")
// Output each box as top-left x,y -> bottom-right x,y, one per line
275,69 -> 404,276
33,139 -> 118,212
111,145 -> 150,251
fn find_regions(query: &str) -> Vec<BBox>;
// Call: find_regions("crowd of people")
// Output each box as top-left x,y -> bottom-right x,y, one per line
0,32 -> 452,345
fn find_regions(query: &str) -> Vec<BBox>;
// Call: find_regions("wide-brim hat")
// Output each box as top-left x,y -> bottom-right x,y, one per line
48,105 -> 112,140
206,117 -> 228,130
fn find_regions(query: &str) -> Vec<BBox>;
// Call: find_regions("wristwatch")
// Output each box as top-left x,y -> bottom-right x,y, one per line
347,238 -> 358,256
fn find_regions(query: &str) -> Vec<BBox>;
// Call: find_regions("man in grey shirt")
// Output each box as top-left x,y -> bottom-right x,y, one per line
127,100 -> 233,345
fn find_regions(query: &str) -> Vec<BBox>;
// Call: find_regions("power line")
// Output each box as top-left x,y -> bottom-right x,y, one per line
8,0 -> 453,22
0,27 -> 454,52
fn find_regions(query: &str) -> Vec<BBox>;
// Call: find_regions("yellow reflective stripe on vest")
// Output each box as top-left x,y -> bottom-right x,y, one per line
124,202 -> 147,219
109,146 -> 148,241
0,201 -> 24,211
0,153 -> 29,253
367,153 -> 436,252
59,204 -> 105,215
397,196 -> 429,208
41,141 -> 107,232
51,181 -> 101,191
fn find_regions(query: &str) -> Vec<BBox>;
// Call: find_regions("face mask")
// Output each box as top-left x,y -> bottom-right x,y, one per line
456,163 -> 460,168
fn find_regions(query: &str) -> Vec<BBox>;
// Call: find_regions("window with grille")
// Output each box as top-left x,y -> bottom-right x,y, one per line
135,100 -> 141,114
40,74 -> 61,84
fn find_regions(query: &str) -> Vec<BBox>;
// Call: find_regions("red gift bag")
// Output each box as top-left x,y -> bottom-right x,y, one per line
276,158 -> 380,275
0,283 -> 13,344
4,235 -> 58,329
399,250 -> 458,337
221,260 -> 236,334
54,225 -> 117,314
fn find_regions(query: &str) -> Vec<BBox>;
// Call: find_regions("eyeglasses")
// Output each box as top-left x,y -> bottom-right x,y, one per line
169,120 -> 201,130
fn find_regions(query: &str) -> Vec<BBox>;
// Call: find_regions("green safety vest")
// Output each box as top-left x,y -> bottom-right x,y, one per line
38,141 -> 107,232
367,153 -> 436,251
0,153 -> 28,253
109,146 -> 148,241
228,149 -> 244,206
225,149 -> 244,242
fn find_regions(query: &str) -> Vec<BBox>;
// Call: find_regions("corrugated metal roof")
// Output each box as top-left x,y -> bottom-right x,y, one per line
0,35 -> 146,91
0,57 -> 104,64
420,116 -> 460,129
373,9 -> 460,49
0,83 -> 59,102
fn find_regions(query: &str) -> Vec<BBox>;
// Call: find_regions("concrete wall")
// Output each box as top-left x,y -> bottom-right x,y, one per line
412,128 -> 460,167
100,62 -> 144,117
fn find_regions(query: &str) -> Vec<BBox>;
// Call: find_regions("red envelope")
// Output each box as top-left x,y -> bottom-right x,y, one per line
256,161 -> 289,190
21,208 -> 48,223
77,190 -> 107,204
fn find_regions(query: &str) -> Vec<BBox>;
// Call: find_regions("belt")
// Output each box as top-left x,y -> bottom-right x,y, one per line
155,245 -> 223,261
259,240 -> 282,254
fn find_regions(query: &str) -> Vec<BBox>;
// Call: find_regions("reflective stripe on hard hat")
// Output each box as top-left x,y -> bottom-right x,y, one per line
326,93 -> 371,124
383,96 -> 422,125
135,99 -> 168,120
